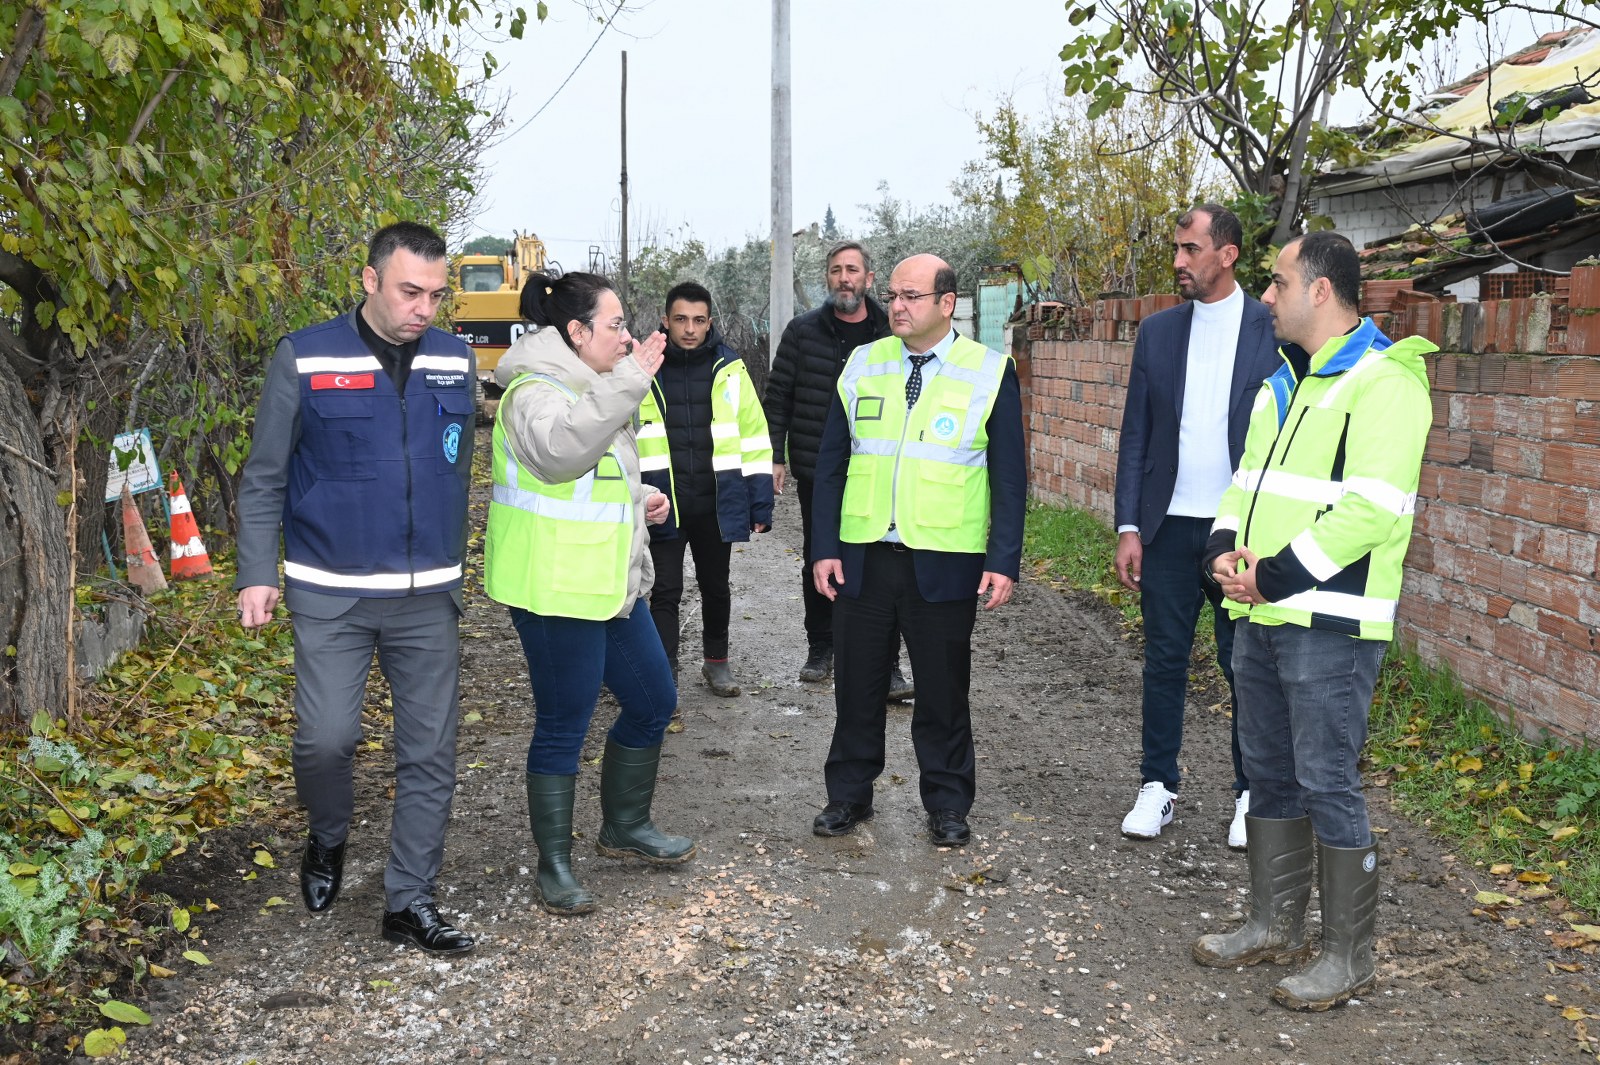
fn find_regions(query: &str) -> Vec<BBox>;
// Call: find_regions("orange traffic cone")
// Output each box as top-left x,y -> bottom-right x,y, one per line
121,483 -> 168,594
166,474 -> 213,580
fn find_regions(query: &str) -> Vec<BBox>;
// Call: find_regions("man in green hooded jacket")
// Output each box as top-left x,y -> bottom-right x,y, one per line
1191,230 -> 1436,1011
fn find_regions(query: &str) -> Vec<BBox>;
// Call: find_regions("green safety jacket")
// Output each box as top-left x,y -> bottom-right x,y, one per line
486,372 -> 633,621
636,351 -> 774,543
1209,318 -> 1436,641
837,334 -> 1010,553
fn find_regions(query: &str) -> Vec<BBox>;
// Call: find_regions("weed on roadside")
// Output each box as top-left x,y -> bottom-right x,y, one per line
0,551 -> 297,1057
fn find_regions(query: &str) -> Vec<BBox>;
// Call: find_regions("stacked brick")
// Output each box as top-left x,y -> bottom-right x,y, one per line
1019,283 -> 1600,744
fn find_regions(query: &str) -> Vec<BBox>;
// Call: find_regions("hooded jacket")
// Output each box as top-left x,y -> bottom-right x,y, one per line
488,327 -> 657,615
1203,318 -> 1436,641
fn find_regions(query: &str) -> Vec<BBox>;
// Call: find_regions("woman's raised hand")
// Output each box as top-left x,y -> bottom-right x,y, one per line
632,330 -> 667,376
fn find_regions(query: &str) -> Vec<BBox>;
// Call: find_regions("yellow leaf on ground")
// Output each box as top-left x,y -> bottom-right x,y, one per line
1476,891 -> 1521,906
253,849 -> 275,868
1517,870 -> 1553,883
1500,806 -> 1534,823
1490,863 -> 1514,875
1455,756 -> 1483,772
1551,826 -> 1580,842
149,964 -> 177,978
1568,923 -> 1600,942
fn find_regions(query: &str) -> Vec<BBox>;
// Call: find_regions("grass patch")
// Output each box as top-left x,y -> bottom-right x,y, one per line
1025,499 -> 1600,918
0,550 -> 297,1051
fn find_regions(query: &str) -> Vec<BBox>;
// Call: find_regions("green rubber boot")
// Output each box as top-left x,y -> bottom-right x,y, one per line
1193,815 -> 1314,967
525,773 -> 596,915
596,740 -> 696,864
1273,839 -> 1379,1010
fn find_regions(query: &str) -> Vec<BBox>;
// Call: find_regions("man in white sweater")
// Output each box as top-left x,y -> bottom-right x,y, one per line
1112,206 -> 1284,846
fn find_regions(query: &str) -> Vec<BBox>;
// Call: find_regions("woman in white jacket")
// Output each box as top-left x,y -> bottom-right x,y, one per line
485,271 -> 694,915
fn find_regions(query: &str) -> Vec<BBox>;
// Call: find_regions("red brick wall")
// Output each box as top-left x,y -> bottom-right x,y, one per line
1017,317 -> 1600,744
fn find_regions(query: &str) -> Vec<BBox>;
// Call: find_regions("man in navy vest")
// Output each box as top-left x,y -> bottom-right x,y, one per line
235,223 -> 476,955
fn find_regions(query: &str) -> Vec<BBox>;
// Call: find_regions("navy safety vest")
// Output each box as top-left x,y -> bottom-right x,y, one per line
282,315 -> 475,597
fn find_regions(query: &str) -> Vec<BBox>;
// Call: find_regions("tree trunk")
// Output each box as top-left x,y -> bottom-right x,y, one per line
0,355 -> 73,725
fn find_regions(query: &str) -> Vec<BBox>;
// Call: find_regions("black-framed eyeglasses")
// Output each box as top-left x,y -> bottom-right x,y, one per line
883,290 -> 950,305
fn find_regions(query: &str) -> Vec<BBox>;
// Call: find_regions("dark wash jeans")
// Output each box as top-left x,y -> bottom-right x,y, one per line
509,600 -> 676,776
1137,515 -> 1245,793
1234,619 -> 1387,848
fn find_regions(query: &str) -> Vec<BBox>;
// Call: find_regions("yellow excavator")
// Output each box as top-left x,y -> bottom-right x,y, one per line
451,231 -> 548,413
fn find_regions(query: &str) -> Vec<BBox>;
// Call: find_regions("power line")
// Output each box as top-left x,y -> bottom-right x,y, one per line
499,1 -> 626,145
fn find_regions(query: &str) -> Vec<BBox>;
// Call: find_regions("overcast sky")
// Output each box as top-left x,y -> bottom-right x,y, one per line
463,1 -> 1559,272
465,0 -> 1072,270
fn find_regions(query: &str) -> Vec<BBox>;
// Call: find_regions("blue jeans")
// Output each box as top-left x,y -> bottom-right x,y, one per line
1137,516 -> 1245,793
1233,620 -> 1387,847
509,600 -> 676,776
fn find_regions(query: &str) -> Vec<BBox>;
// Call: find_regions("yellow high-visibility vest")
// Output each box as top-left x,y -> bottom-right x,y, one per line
837,334 -> 1009,553
485,373 -> 633,620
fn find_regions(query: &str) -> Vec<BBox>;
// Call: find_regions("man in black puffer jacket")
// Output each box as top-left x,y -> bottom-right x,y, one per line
765,241 -> 910,696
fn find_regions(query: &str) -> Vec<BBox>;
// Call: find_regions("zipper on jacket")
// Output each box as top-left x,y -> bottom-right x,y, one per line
1237,377 -> 1302,592
1277,407 -> 1310,465
400,391 -> 414,593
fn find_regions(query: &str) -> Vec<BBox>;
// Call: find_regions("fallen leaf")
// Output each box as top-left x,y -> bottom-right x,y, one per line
82,1029 -> 126,1058
253,849 -> 275,868
1517,870 -> 1553,883
1567,923 -> 1600,942
183,950 -> 211,965
149,964 -> 177,978
1475,891 -> 1521,907
171,908 -> 190,932
1490,863 -> 1514,875
98,1001 -> 151,1025
1551,826 -> 1580,842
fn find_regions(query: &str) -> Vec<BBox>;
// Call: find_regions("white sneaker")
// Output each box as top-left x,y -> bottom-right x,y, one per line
1228,791 -> 1249,851
1121,782 -> 1176,839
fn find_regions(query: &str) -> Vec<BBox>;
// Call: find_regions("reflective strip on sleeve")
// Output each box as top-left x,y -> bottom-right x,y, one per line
1341,476 -> 1416,515
742,459 -> 774,476
1212,514 -> 1240,532
712,453 -> 742,472
742,436 -> 773,453
711,423 -> 740,440
637,423 -> 668,440
1246,469 -> 1343,506
1288,530 -> 1342,582
296,356 -> 383,374
638,453 -> 671,472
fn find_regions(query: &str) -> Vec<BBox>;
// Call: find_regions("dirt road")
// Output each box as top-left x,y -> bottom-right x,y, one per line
121,440 -> 1596,1064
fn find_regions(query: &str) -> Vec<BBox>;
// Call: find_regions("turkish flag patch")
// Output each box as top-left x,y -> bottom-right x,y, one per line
310,373 -> 376,390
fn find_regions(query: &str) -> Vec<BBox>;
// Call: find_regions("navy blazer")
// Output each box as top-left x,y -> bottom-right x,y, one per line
1114,295 -> 1282,544
812,359 -> 1026,603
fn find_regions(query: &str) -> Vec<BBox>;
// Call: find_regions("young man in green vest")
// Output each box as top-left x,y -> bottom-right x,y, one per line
1192,231 -> 1436,1010
808,254 -> 1027,848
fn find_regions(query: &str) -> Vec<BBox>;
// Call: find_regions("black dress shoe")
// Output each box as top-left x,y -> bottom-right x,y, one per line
813,800 -> 874,837
381,901 -> 475,956
300,838 -> 345,913
927,809 -> 971,847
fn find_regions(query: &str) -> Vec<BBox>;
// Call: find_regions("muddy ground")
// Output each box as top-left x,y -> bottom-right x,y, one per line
85,431 -> 1600,1063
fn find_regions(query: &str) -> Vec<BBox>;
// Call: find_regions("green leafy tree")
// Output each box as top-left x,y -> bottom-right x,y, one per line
461,234 -> 515,256
963,90 -> 1220,303
0,0 -> 534,723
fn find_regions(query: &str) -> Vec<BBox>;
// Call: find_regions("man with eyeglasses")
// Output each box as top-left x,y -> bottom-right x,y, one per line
637,281 -> 774,711
765,241 -> 913,699
808,254 -> 1026,848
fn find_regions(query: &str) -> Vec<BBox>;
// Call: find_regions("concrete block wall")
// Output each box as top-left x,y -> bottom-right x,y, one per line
1017,291 -> 1600,745
1311,171 -> 1534,251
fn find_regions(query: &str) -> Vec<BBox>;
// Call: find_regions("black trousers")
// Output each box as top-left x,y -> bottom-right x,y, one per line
648,509 -> 732,663
823,542 -> 977,813
797,477 -> 903,658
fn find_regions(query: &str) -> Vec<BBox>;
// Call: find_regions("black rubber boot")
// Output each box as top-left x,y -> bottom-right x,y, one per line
1273,839 -> 1379,1010
1193,815 -> 1314,967
596,740 -> 696,864
525,773 -> 596,915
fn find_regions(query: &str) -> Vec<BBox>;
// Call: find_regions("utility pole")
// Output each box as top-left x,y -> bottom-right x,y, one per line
769,0 -> 792,367
619,50 -> 630,316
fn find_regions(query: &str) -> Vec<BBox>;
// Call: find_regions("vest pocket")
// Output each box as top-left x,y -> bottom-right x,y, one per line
913,461 -> 968,528
305,394 -> 377,479
547,521 -> 625,595
842,457 -> 876,517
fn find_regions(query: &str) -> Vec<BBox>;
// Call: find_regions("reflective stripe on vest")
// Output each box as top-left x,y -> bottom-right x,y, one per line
485,373 -> 634,620
836,334 -> 1007,552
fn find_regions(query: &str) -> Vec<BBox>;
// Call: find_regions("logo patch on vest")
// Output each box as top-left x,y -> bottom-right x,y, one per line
931,414 -> 959,441
425,372 -> 467,387
310,373 -> 375,390
442,423 -> 462,464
